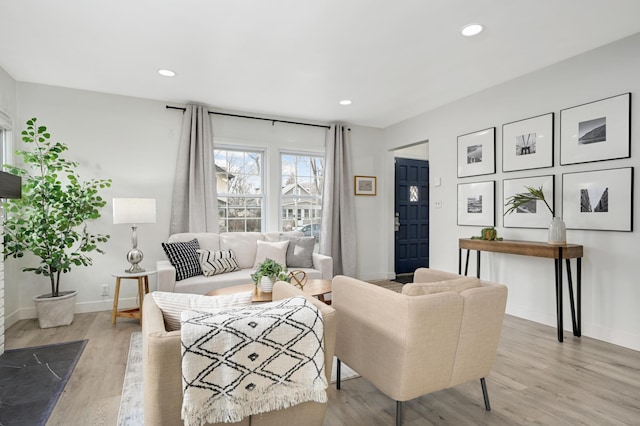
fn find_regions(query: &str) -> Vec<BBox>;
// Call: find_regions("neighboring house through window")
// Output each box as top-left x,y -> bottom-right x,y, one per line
214,147 -> 265,232
281,152 -> 324,241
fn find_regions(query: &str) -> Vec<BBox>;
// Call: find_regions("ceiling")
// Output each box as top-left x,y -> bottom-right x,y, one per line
1,1 -> 640,128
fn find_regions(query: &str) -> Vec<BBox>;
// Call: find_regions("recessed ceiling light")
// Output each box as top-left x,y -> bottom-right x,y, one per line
339,100 -> 352,106
460,24 -> 483,37
158,69 -> 176,77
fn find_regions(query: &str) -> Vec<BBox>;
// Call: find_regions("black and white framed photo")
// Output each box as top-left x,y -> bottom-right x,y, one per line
560,93 -> 631,165
502,113 -> 554,172
503,175 -> 555,228
457,127 -> 496,178
562,167 -> 633,231
457,180 -> 495,226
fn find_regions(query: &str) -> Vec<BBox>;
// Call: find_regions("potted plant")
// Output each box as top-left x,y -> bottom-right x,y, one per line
3,118 -> 112,328
250,258 -> 290,293
504,185 -> 565,244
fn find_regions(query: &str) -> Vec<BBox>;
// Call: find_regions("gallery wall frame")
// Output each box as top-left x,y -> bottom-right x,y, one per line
503,175 -> 555,229
457,127 -> 496,178
562,167 -> 633,231
560,93 -> 631,165
502,113 -> 554,172
457,180 -> 495,226
354,175 -> 377,196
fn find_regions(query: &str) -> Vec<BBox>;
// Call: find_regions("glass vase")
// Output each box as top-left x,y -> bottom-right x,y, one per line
548,217 -> 566,245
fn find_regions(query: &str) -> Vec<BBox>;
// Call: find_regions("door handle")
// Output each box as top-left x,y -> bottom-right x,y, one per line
394,213 -> 400,232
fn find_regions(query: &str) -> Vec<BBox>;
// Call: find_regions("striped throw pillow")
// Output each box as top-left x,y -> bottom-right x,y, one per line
151,291 -> 253,331
197,249 -> 241,276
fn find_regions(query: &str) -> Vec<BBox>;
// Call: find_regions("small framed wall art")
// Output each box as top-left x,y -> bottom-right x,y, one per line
503,175 -> 555,229
354,175 -> 377,196
502,113 -> 554,172
562,167 -> 633,231
457,127 -> 496,178
560,93 -> 631,165
457,180 -> 495,226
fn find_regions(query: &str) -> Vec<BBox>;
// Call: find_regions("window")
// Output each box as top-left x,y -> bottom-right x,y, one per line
281,152 -> 324,241
214,147 -> 264,232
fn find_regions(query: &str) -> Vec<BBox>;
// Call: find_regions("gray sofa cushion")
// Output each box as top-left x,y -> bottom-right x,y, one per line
282,236 -> 315,268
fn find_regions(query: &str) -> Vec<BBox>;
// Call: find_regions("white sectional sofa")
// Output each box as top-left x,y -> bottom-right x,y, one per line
157,231 -> 333,295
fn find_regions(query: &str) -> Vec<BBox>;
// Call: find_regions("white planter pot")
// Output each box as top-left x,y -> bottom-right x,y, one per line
33,290 -> 77,328
260,276 -> 275,293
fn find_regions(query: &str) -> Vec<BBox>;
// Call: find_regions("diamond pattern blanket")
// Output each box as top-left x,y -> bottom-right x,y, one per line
180,296 -> 327,426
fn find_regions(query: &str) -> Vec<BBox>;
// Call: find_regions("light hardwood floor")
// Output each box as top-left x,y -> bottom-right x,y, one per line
6,311 -> 640,425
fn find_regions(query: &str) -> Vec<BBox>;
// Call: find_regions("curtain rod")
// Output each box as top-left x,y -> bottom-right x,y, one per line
166,105 -> 331,129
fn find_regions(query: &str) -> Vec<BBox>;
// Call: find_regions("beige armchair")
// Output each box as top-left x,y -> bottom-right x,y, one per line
333,272 -> 507,425
142,282 -> 336,426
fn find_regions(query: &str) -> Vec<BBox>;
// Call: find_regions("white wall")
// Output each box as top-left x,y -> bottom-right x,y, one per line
384,33 -> 640,350
10,84 -> 182,324
349,125 -> 386,280
5,83 -> 387,325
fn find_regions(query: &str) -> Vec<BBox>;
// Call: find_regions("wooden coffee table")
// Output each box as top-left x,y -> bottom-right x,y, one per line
206,279 -> 332,303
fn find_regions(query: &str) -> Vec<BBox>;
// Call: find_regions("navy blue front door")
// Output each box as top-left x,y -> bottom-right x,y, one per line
394,158 -> 429,274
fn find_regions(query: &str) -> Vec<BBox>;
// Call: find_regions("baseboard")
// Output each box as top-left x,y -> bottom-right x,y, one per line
358,271 -> 395,281
5,307 -> 21,329
17,297 -> 139,320
507,302 -> 640,351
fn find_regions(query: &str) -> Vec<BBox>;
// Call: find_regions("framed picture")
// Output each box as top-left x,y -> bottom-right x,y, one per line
457,181 -> 495,226
562,167 -> 633,231
560,93 -> 631,165
503,175 -> 555,228
502,113 -> 554,172
457,127 -> 496,178
354,175 -> 377,196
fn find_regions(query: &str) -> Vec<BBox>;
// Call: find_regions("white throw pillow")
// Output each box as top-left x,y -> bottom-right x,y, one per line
151,291 -> 253,331
197,249 -> 240,276
253,240 -> 289,267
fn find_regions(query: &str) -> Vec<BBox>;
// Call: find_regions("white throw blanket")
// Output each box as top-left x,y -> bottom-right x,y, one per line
180,296 -> 327,426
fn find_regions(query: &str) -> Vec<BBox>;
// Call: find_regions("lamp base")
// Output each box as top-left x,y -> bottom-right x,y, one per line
125,248 -> 145,274
125,264 -> 146,274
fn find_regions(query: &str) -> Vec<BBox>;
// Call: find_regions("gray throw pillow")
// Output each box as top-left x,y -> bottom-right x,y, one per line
282,236 -> 315,268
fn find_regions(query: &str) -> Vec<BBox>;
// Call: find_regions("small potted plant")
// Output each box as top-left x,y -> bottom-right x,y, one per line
504,185 -> 565,244
250,258 -> 289,293
3,118 -> 111,328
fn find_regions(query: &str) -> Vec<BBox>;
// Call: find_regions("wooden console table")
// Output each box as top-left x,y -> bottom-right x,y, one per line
458,238 -> 583,342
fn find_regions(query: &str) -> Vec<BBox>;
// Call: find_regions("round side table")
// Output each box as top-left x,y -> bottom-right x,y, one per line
111,270 -> 157,324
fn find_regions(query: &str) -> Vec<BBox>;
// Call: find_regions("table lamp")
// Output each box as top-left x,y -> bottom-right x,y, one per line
113,198 -> 156,273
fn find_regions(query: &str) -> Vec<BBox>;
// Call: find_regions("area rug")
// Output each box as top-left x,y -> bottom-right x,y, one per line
117,332 -> 144,426
0,339 -> 88,426
118,331 -> 359,425
117,280 -> 403,424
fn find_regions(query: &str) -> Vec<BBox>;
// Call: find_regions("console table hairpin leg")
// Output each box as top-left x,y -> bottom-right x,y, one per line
458,239 -> 582,342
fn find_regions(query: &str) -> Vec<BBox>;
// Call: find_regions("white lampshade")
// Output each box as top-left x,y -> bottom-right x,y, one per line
113,198 -> 157,224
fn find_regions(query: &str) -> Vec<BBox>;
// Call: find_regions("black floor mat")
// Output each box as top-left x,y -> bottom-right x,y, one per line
0,339 -> 87,426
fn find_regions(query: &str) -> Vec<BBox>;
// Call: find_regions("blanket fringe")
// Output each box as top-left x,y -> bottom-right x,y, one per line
182,387 -> 327,426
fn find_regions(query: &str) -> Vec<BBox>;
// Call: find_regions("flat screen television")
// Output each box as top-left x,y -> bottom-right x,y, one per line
0,170 -> 21,199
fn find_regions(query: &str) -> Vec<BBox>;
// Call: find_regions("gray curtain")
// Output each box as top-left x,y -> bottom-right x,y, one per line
320,124 -> 356,277
169,104 -> 219,234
